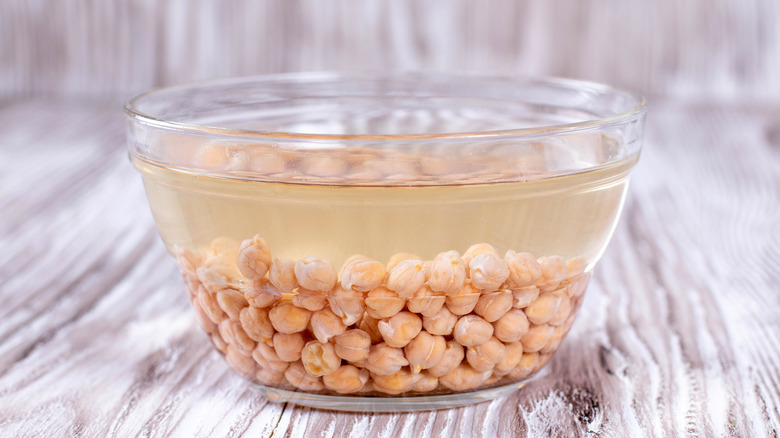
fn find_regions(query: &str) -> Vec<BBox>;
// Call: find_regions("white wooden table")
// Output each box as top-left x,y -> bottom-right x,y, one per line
0,98 -> 778,437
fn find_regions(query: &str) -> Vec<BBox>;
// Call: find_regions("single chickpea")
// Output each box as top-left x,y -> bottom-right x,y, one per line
406,285 -> 446,317
273,332 -> 305,362
549,292 -> 572,326
365,343 -> 409,376
218,319 -> 256,354
439,363 -> 492,391
190,291 -> 215,332
197,264 -> 237,294
323,365 -> 370,394
371,368 -> 418,395
466,336 -> 507,372
540,324 -> 569,354
236,235 -> 272,281
507,352 -> 539,380
525,293 -> 562,325
473,289 -> 513,322
422,306 -> 458,336
358,313 -> 384,344
411,372 -> 439,392
536,256 -> 567,290
386,252 -> 423,271
216,288 -> 248,321
224,345 -> 256,377
453,315 -> 494,347
493,308 -> 530,343
566,273 -> 590,299
520,324 -> 554,352
378,311 -> 423,348
284,361 -> 324,391
445,283 -> 481,315
364,286 -> 405,319
427,340 -> 465,378
243,279 -> 281,308
461,243 -> 499,270
239,306 -> 275,344
404,331 -> 447,373
565,257 -> 588,280
175,246 -> 202,280
294,257 -> 337,293
340,257 -> 386,292
252,342 -> 289,374
310,307 -> 347,343
255,367 -> 285,386
469,253 -> 509,292
268,257 -> 298,294
493,341 -> 525,376
210,237 -> 240,261
269,301 -> 312,334
211,332 -> 228,354
333,329 -> 372,362
511,285 -> 539,308
428,250 -> 466,296
292,288 -> 328,312
504,251 -> 542,287
328,286 -> 365,326
385,259 -> 426,298
301,341 -> 341,377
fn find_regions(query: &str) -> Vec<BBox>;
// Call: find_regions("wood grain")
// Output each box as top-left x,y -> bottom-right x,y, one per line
0,97 -> 777,437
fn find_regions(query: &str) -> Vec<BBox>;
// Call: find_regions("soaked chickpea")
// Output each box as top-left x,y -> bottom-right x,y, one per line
428,250 -> 466,296
285,361 -> 324,391
236,235 -> 272,281
567,273 -> 590,299
219,319 -> 256,353
211,332 -> 228,354
239,306 -> 275,344
216,288 -> 248,321
243,279 -> 281,308
466,336 -> 507,372
197,264 -> 238,294
273,332 -> 305,362
268,301 -> 312,334
505,251 -> 542,287
540,324 -> 569,354
197,288 -> 225,325
520,324 -> 554,352
422,306 -> 458,336
268,257 -> 298,294
225,345 -> 256,377
492,308 -> 530,343
453,315 -> 494,347
333,329 -> 372,362
468,253 -> 509,292
536,256 -> 567,290
385,259 -> 426,298
175,246 -> 202,280
549,292 -> 572,326
445,283 -> 481,315
412,372 -> 439,392
371,368 -> 418,395
301,341 -> 341,377
493,341 -> 525,376
386,252 -> 423,271
507,352 -> 539,381
511,285 -> 540,308
404,331 -> 447,373
255,367 -> 285,386
252,342 -> 289,374
439,364 -> 492,391
365,343 -> 409,376
323,365 -> 370,394
473,289 -> 513,322
565,257 -> 588,280
294,257 -> 337,293
461,243 -> 499,270
378,311 -> 422,348
328,286 -> 365,326
341,258 -> 387,292
525,293 -> 562,325
190,294 -> 217,334
358,313 -> 384,344
427,340 -> 465,378
364,286 -> 405,319
292,288 -> 328,312
406,285 -> 446,317
310,307 -> 347,343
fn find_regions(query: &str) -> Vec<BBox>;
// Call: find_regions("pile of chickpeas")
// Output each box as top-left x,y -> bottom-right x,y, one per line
178,236 -> 590,396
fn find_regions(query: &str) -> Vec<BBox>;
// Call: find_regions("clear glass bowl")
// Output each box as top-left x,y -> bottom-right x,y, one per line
125,72 -> 645,412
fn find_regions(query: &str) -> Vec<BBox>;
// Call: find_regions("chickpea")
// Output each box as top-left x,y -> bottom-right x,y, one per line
197,263 -> 238,294
445,283 -> 481,315
453,315 -> 494,347
191,294 -> 217,334
565,257 -> 588,280
422,306 -> 458,336
236,235 -> 272,281
385,259 -> 426,298
493,308 -> 530,343
269,301 -> 312,334
356,313 -> 383,344
427,250 -> 466,296
225,345 -> 256,377
371,368 -> 418,395
364,286 -> 405,319
252,342 -> 289,374
494,341 -> 525,376
218,319 -> 256,353
292,288 -> 328,312
511,285 -> 539,308
294,257 -> 337,293
473,289 -> 513,322
323,365 -> 370,394
427,340 -> 465,377
404,331 -> 447,373
461,243 -> 499,270
466,336 -> 507,372
340,257 -> 386,292
268,257 -> 298,294
209,236 -> 240,261
469,253 -> 509,292
507,352 -> 539,381
365,343 -> 409,376
333,329 -> 372,362
536,256 -> 567,291
386,252 -> 422,271
249,150 -> 286,174
406,285 -> 446,317
216,288 -> 248,321
310,307 -> 347,343
243,279 -> 281,308
504,251 -> 542,287
520,324 -> 554,352
540,324 -> 569,354
273,332 -> 305,362
239,306 -> 275,344
378,311 -> 422,348
411,372 -> 439,392
525,293 -> 562,325
439,363 -> 492,391
566,273 -> 590,299
301,341 -> 341,377
255,367 -> 285,386
549,292 -> 572,326
211,332 -> 228,354
175,246 -> 202,280
284,361 -> 324,391
327,285 -> 365,326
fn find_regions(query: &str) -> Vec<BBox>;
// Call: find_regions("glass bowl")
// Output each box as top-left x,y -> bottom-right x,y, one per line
125,72 -> 645,412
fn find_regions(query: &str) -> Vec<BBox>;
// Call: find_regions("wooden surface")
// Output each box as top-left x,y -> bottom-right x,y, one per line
0,97 -> 778,437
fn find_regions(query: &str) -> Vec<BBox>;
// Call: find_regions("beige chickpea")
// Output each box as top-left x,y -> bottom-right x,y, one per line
473,289 -> 513,322
327,286 -> 365,326
469,253 -> 510,292
504,251 -> 542,287
540,324 -> 569,354
209,236 -> 240,261
549,292 -> 572,326
453,315 -> 494,347
507,352 -> 539,380
269,301 -> 312,334
294,257 -> 337,293
565,257 -> 588,280
333,329 -> 372,362
197,263 -> 238,294
292,288 -> 328,312
310,307 -> 347,343
175,246 -> 202,280
492,308 -> 530,343
236,235 -> 272,281
239,306 -> 275,344
340,258 -> 386,292
386,252 -> 423,271
406,286 -> 446,317
525,293 -> 562,325
365,343 -> 409,376
364,286 -> 405,319
466,336 -> 507,372
243,279 -> 281,308
494,341 -> 525,376
358,313 -> 384,344
252,342 -> 289,374
268,257 -> 298,294
428,250 -> 466,296
371,368 -> 418,395
484,374 -> 503,386
566,273 -> 590,299
323,365 -> 370,394
284,361 -> 324,391
191,294 -> 217,334
511,285 -> 539,308
422,306 -> 458,336
461,243 -> 499,270
218,319 -> 256,353
301,341 -> 341,377
536,256 -> 567,290
273,332 -> 305,362
378,311 -> 422,348
211,332 -> 228,354
225,345 -> 256,377
439,363 -> 492,391
216,288 -> 248,321
427,340 -> 465,377
445,283 -> 481,315
255,367 -> 285,386
385,259 -> 426,298
520,324 -> 554,352
404,331 -> 447,373
411,372 -> 439,392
